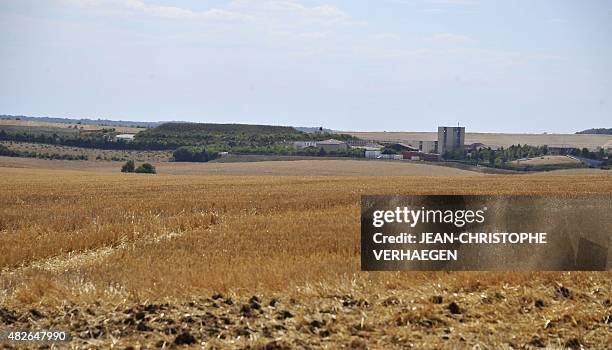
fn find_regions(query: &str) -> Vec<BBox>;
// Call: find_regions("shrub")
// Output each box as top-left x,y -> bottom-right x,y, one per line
135,162 -> 156,174
173,146 -> 217,162
121,160 -> 135,173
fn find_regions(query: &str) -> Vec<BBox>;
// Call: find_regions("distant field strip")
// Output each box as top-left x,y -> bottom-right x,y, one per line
0,156 -> 484,176
0,119 -> 144,133
346,131 -> 612,149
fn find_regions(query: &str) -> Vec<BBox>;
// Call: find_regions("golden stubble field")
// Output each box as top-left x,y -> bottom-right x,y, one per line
0,167 -> 611,349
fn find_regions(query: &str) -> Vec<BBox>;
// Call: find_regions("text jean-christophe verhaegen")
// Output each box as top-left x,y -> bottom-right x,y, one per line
362,195 -> 609,271
369,206 -> 547,262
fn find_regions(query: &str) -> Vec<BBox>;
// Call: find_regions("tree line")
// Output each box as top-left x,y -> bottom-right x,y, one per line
0,130 -> 174,150
444,144 -> 611,168
0,144 -> 88,161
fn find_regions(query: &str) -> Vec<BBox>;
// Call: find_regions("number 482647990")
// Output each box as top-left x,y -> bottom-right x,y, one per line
5,330 -> 69,342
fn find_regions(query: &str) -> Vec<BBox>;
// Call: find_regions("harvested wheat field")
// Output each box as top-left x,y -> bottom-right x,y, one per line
0,167 -> 611,349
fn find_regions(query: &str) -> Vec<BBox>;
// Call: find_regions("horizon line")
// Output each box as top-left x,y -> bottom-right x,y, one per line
1,112 -> 608,135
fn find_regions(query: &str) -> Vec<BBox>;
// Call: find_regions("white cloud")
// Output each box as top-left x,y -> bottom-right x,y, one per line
547,18 -> 567,24
300,32 -> 328,39
372,32 -> 401,41
60,0 -> 357,27
427,33 -> 474,44
228,0 -> 356,26
382,0 -> 477,6
270,1 -> 345,18
426,0 -> 478,5
61,0 -> 254,21
420,8 -> 446,13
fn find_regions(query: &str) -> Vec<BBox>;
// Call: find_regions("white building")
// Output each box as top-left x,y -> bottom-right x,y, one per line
115,134 -> 135,141
293,141 -> 318,148
365,150 -> 382,159
378,154 -> 402,160
317,139 -> 348,151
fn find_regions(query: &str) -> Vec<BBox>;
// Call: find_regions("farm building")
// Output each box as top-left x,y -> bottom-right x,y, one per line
317,139 -> 348,151
349,143 -> 383,151
403,151 -> 441,161
381,140 -> 437,153
385,143 -> 419,152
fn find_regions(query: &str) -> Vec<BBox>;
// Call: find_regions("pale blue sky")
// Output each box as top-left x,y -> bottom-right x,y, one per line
1,0 -> 611,132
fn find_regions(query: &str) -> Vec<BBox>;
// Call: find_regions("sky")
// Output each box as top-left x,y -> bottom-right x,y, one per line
0,0 -> 611,133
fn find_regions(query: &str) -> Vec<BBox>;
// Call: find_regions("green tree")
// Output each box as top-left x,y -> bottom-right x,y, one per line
121,160 -> 135,173
135,163 -> 156,174
173,146 -> 217,162
581,148 -> 590,157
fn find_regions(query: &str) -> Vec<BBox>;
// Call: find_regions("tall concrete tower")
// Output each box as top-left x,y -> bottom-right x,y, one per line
437,126 -> 465,153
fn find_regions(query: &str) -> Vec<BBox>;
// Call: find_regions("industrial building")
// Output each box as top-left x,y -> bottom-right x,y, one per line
437,126 -> 465,153
417,140 -> 438,153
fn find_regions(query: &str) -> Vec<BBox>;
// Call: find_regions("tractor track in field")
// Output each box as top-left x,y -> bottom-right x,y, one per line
0,221 -> 221,304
